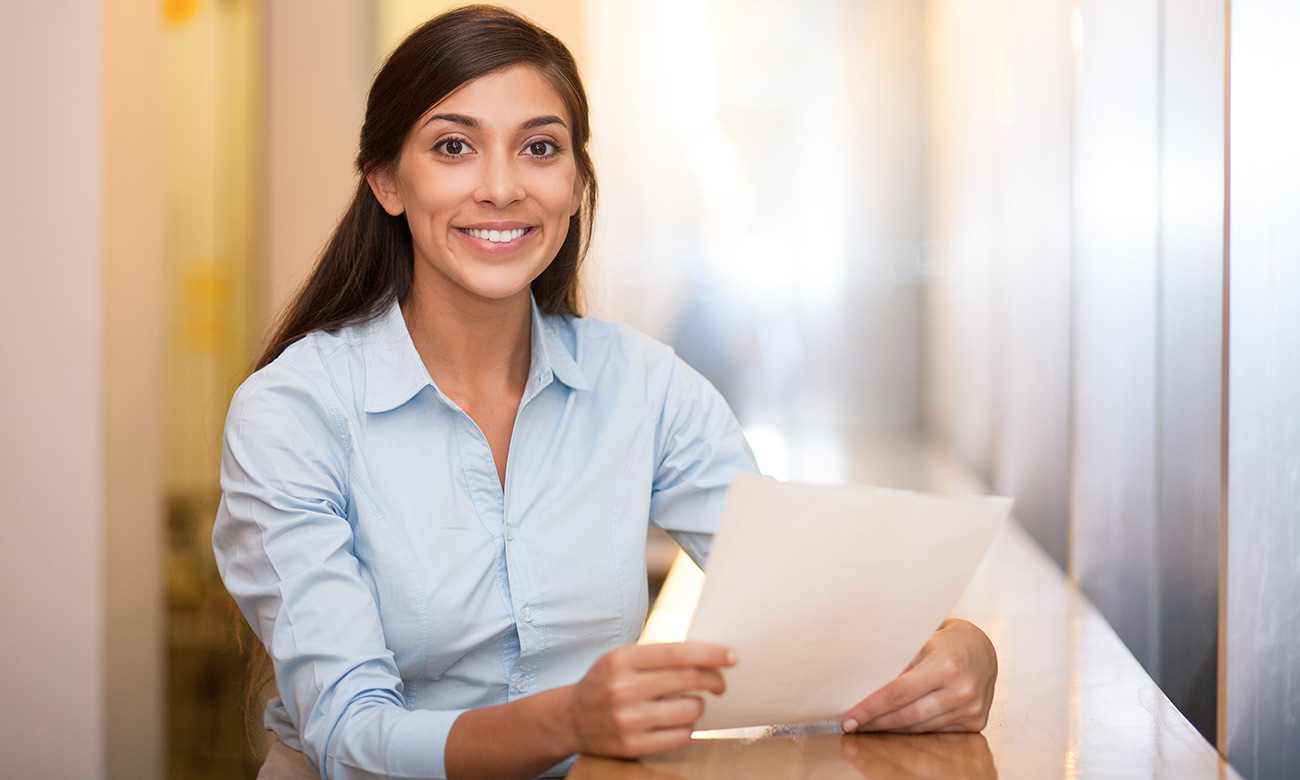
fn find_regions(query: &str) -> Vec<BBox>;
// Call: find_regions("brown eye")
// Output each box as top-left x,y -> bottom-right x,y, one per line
527,140 -> 556,157
435,137 -> 470,157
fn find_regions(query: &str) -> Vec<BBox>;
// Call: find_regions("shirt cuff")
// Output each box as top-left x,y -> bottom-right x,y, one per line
540,753 -> 578,777
385,707 -> 468,780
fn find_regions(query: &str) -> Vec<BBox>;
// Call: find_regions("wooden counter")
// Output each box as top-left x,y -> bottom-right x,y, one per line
570,437 -> 1239,780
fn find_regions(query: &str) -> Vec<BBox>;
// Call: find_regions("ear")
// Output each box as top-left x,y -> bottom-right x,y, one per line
570,173 -> 585,217
366,165 -> 406,217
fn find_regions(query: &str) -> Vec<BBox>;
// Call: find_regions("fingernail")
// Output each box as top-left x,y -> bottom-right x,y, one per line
842,718 -> 859,732
725,649 -> 738,665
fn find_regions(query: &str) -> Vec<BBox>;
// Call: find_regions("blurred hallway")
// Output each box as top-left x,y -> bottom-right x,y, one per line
2,2 -> 1298,779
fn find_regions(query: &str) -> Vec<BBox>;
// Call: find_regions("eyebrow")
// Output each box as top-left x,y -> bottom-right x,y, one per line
422,113 -> 569,131
521,115 -> 568,131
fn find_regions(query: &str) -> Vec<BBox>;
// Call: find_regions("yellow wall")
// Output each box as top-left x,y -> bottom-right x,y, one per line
104,2 -> 165,777
162,0 -> 259,498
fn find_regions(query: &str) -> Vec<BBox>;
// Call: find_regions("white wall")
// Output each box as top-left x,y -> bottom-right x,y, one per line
0,2 -> 106,777
0,2 -> 165,778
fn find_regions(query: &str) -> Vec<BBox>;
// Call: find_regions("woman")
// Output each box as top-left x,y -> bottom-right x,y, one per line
213,6 -> 996,780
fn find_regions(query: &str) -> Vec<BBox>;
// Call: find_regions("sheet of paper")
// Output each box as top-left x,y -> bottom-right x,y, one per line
684,475 -> 1011,731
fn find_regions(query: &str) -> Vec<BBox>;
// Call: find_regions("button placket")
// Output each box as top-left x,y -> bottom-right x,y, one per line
502,396 -> 549,702
504,527 -> 537,697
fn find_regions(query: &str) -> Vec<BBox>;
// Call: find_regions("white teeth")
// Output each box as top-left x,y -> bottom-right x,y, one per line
464,228 -> 528,243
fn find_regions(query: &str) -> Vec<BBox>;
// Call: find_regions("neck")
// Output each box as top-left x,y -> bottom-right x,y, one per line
401,283 -> 533,399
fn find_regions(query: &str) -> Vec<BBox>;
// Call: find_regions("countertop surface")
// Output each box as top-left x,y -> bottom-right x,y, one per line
571,436 -> 1238,780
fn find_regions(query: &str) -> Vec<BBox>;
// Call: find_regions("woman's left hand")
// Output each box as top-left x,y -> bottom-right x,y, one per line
840,618 -> 997,733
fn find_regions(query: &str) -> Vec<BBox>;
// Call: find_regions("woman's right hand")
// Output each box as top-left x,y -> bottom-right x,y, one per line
444,642 -> 735,779
565,641 -> 736,758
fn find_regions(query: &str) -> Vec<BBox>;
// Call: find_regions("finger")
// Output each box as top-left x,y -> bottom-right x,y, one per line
625,641 -> 737,671
650,695 -> 708,729
882,708 -> 982,734
614,696 -> 706,734
897,693 -> 991,734
898,711 -> 975,734
630,667 -> 728,700
857,683 -> 990,733
622,726 -> 695,757
841,664 -> 943,731
854,688 -> 951,732
590,721 -> 695,760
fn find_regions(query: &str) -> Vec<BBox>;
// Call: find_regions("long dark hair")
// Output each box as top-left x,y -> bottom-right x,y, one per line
254,4 -> 598,371
241,4 -> 598,729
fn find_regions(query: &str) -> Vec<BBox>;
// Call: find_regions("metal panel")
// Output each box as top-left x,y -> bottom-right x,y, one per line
1224,2 -> 1300,777
1069,0 -> 1162,670
1156,0 -> 1225,743
992,0 -> 1074,568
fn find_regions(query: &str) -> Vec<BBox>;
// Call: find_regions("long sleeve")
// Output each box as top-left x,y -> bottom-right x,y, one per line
213,362 -> 464,780
649,353 -> 761,567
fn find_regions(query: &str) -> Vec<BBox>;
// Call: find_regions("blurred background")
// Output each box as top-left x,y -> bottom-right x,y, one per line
1,1 -> 1296,779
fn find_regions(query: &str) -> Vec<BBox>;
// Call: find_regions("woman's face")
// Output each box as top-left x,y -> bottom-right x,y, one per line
368,65 -> 584,310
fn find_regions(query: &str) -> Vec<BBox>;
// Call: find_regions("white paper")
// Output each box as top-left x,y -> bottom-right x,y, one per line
684,475 -> 1011,731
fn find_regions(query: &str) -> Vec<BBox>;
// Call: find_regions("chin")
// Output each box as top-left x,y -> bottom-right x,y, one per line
417,253 -> 550,305
459,275 -> 540,303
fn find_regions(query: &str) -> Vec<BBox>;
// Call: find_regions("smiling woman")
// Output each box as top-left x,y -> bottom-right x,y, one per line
211,5 -> 996,780
215,7 -> 753,780
367,66 -> 584,319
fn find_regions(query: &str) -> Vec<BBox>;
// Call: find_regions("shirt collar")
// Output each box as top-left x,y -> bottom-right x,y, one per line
363,295 -> 589,415
362,299 -> 433,413
531,297 -> 590,394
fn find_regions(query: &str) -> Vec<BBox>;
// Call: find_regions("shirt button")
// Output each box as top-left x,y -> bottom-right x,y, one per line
521,607 -> 534,623
516,678 -> 530,693
505,526 -> 517,541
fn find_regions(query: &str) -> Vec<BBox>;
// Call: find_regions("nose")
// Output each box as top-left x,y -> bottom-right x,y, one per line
474,151 -> 526,208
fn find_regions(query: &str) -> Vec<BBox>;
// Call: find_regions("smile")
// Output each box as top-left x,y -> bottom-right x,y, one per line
460,227 -> 531,243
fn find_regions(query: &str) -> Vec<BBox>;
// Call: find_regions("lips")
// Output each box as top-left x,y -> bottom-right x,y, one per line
459,227 -> 531,243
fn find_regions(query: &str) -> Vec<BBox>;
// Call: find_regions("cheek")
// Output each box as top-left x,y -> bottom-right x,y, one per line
535,174 -> 583,218
404,169 -> 472,215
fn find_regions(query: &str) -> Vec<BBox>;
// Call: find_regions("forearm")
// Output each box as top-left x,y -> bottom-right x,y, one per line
444,686 -> 579,780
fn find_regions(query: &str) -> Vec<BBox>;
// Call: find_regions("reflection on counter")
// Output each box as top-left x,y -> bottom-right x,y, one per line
572,728 -> 997,780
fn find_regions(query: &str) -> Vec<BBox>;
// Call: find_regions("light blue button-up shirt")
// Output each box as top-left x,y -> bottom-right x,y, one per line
213,298 -> 757,780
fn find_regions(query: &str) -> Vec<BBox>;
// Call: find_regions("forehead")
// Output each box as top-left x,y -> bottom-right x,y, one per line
419,64 -> 571,129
